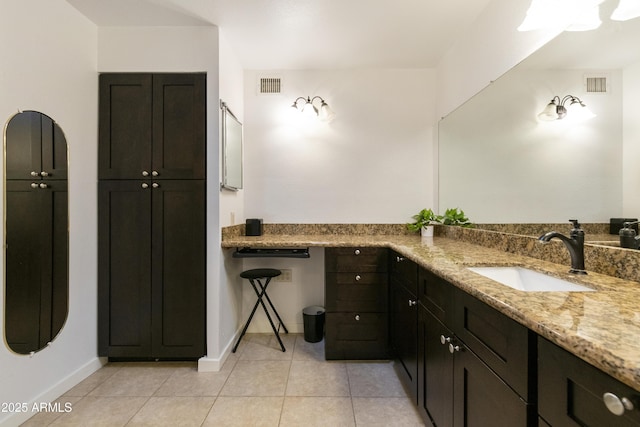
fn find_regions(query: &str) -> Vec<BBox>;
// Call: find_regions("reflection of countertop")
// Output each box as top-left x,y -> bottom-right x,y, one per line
223,231 -> 640,392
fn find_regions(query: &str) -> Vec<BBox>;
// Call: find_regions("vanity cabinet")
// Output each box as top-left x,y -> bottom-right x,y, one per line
98,73 -> 205,180
389,251 -> 419,400
538,337 -> 640,426
98,72 -> 206,360
325,247 -> 389,359
416,267 -> 536,426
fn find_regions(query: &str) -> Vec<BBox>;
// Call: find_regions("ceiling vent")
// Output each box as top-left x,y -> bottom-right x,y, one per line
584,75 -> 609,93
257,77 -> 282,95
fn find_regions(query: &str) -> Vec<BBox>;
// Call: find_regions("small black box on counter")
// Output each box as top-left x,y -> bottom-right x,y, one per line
609,218 -> 638,234
246,218 -> 263,236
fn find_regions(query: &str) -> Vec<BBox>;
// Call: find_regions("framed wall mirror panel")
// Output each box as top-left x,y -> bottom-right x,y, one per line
220,100 -> 243,191
3,110 -> 68,354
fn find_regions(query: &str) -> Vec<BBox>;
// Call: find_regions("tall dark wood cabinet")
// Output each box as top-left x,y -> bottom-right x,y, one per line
98,73 -> 206,360
5,111 -> 68,354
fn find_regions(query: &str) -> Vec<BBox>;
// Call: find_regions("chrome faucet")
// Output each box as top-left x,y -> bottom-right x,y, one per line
538,219 -> 587,275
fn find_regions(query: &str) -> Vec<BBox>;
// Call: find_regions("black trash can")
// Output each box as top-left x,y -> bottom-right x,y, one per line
302,306 -> 325,343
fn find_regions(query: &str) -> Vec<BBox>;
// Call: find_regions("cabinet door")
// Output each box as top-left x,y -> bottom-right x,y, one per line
150,180 -> 206,358
98,180 -> 152,358
390,279 -> 418,400
452,343 -> 531,427
99,73 -> 153,180
538,337 -> 640,427
418,304 -> 454,427
152,73 -> 206,180
5,181 -> 67,353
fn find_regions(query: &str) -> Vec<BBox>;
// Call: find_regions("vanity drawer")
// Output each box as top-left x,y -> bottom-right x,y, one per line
325,312 -> 389,359
325,272 -> 388,312
418,267 -> 454,326
325,247 -> 388,273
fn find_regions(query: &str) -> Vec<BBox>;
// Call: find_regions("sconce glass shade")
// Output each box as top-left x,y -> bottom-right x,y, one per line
318,100 -> 336,122
611,0 -> 640,20
566,4 -> 601,31
538,100 -> 560,121
567,101 -> 597,121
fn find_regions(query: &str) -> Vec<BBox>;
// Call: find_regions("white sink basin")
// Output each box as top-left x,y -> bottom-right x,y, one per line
467,266 -> 595,292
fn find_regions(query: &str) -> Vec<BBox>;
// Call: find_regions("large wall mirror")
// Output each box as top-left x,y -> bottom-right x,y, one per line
220,100 -> 243,191
4,110 -> 68,354
439,1 -> 640,224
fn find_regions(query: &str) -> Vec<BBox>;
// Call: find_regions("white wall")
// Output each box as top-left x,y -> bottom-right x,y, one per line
244,69 -> 436,223
0,2 -> 100,426
235,68 -> 435,333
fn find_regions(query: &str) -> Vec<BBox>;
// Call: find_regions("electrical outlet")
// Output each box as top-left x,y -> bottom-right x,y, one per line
275,269 -> 292,282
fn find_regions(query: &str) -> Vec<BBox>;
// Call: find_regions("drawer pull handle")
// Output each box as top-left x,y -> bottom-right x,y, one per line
440,335 -> 452,345
603,392 -> 634,416
355,314 -> 360,321
408,299 -> 417,307
31,182 -> 39,189
355,275 -> 361,281
142,170 -> 149,177
396,256 -> 405,262
39,183 -> 48,189
141,183 -> 149,189
354,249 -> 361,255
449,343 -> 461,354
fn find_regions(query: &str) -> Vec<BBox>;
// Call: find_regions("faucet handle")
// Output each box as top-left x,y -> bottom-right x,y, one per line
569,219 -> 581,229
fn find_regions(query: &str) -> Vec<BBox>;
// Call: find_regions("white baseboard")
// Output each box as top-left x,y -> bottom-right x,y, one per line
1,357 -> 106,427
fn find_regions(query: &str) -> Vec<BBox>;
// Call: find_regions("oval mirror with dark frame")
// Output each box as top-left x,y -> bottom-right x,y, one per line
220,100 -> 243,191
3,110 -> 68,354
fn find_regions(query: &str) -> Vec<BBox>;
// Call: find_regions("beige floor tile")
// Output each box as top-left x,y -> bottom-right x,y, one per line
21,397 -> 82,427
279,397 -> 355,427
220,360 -> 291,396
353,397 -> 425,426
202,396 -> 283,427
49,396 -> 148,426
292,335 -> 325,362
286,360 -> 349,397
154,364 -> 230,397
347,361 -> 407,397
88,364 -> 176,397
62,364 -> 122,397
238,333 -> 296,361
127,396 -> 214,426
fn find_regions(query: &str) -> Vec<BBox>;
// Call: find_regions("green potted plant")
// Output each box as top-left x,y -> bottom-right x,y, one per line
441,208 -> 474,228
407,208 -> 442,237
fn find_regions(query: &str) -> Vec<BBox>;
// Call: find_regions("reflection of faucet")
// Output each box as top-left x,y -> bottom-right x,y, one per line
538,219 -> 587,275
619,220 -> 640,249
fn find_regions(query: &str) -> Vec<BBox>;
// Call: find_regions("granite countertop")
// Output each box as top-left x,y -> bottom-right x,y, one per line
222,230 -> 640,392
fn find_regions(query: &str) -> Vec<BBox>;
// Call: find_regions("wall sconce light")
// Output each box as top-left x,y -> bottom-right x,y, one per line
291,96 -> 335,122
611,0 -> 640,21
538,95 -> 596,121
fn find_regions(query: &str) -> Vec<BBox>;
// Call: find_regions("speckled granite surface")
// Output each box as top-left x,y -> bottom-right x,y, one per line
222,223 -> 640,391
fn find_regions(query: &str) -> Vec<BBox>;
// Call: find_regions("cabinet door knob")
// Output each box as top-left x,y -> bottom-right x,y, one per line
141,183 -> 149,189
142,170 -> 149,177
355,275 -> 361,281
603,392 -> 634,416
40,171 -> 49,177
30,182 -> 39,189
31,171 -> 39,177
152,182 -> 159,188
396,256 -> 405,262
408,300 -> 417,306
152,170 -> 159,177
449,343 -> 461,354
355,314 -> 360,321
38,183 -> 48,189
354,249 -> 361,255
440,335 -> 452,345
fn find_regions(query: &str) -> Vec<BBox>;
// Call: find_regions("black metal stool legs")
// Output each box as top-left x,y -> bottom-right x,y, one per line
232,276 -> 288,353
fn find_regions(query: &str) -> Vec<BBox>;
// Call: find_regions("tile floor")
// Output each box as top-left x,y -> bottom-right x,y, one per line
22,334 -> 425,426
